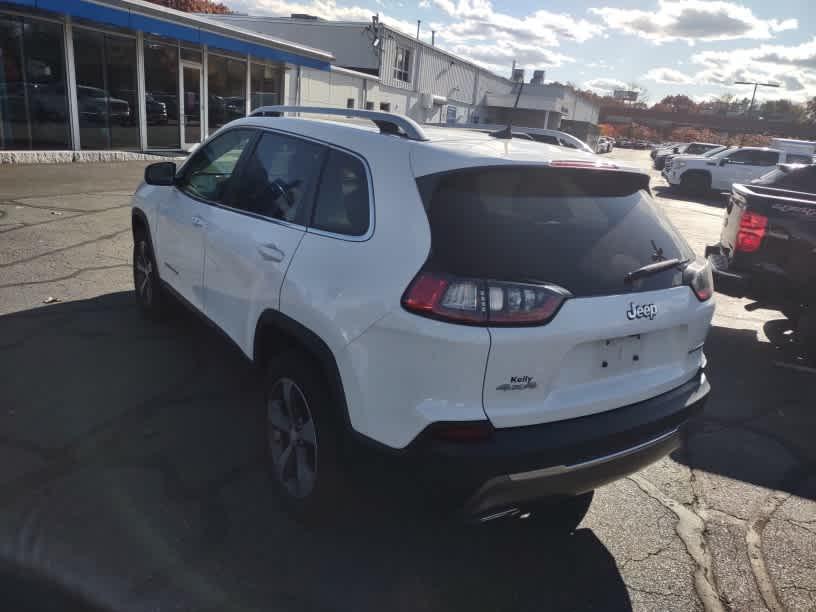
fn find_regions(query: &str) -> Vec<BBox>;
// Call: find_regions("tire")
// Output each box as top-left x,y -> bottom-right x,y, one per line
264,351 -> 349,522
133,229 -> 166,320
680,172 -> 710,197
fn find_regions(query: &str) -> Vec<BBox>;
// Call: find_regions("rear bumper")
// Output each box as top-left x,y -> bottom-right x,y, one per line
389,371 -> 709,518
705,244 -> 750,298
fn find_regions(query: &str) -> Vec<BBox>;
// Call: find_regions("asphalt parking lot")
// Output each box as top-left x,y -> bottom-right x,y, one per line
1,150 -> 815,612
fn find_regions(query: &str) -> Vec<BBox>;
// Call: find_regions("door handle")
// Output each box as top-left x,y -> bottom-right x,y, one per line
257,243 -> 285,262
191,215 -> 206,228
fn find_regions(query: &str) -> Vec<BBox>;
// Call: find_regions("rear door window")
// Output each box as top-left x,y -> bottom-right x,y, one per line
416,166 -> 694,297
311,149 -> 370,237
530,134 -> 559,145
751,150 -> 781,166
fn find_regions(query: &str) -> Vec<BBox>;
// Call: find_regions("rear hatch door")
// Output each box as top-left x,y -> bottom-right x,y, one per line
418,165 -> 713,428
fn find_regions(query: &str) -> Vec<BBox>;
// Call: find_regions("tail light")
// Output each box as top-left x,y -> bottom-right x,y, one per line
735,211 -> 768,253
684,260 -> 714,301
402,271 -> 571,325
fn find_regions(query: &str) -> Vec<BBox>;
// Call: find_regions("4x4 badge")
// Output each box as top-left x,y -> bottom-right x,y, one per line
626,302 -> 657,320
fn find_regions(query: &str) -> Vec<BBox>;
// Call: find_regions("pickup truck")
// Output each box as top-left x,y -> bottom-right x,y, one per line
705,166 -> 816,344
664,146 -> 814,196
653,142 -> 720,170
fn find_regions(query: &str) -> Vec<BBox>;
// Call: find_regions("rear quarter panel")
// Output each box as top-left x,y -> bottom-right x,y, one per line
278,136 -> 434,437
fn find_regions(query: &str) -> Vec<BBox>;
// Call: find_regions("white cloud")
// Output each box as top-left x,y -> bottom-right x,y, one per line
431,1 -> 603,45
643,67 -> 693,84
582,77 -> 628,94
591,0 -> 797,45
226,0 -> 420,36
448,42 -> 574,77
637,37 -> 816,103
424,1 -> 600,73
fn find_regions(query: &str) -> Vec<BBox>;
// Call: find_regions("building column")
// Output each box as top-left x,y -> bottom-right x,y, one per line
63,15 -> 81,151
136,31 -> 147,151
245,54 -> 252,116
202,45 -> 209,139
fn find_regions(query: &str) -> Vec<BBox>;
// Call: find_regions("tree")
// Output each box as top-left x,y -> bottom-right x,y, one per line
653,95 -> 698,114
759,99 -> 805,121
143,0 -> 231,13
804,97 -> 816,123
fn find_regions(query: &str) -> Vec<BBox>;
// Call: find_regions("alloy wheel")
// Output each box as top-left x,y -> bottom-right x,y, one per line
134,240 -> 153,305
267,378 -> 318,498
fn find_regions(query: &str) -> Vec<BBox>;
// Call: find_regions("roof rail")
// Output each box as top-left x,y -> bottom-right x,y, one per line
249,105 -> 429,141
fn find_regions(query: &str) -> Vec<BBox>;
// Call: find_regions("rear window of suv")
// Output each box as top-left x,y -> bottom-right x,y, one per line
416,166 -> 694,297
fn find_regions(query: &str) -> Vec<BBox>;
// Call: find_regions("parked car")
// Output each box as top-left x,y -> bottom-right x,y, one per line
76,85 -> 130,124
662,145 -> 731,175
456,123 -> 595,154
654,142 -> 720,170
596,136 -> 613,153
145,94 -> 168,125
663,146 -> 813,196
132,106 -> 713,527
705,165 -> 816,344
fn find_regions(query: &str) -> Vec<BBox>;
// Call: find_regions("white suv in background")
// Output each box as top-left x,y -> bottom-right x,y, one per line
664,146 -> 813,195
132,107 -> 714,527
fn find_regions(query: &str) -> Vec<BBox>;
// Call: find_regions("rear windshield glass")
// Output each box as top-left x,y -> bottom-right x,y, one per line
416,166 -> 695,297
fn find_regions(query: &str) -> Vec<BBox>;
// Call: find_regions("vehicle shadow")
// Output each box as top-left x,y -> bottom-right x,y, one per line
0,292 -> 633,612
672,320 -> 816,504
652,185 -> 729,208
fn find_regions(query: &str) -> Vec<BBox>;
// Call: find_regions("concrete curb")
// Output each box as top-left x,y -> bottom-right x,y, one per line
0,151 -> 186,165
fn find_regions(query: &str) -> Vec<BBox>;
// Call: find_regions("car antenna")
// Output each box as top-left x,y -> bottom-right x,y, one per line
491,81 -> 524,140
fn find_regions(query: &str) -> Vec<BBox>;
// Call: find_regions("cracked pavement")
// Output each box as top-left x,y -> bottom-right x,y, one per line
0,153 -> 815,611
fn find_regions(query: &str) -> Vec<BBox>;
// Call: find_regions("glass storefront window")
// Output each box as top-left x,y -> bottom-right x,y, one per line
180,47 -> 201,63
0,15 -> 70,150
250,62 -> 281,110
144,41 -> 179,149
207,53 -> 245,132
73,28 -> 139,150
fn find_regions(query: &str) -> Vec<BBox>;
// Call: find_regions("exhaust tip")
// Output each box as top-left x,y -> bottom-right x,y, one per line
477,507 -> 521,523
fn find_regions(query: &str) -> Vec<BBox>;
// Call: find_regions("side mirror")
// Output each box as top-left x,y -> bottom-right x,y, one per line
673,146 -> 679,153
144,162 -> 176,186
719,158 -> 728,167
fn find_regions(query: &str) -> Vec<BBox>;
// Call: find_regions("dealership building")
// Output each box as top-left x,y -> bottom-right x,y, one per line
0,0 -> 600,153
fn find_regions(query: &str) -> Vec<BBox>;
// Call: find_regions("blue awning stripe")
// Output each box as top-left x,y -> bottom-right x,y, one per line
2,0 -> 330,70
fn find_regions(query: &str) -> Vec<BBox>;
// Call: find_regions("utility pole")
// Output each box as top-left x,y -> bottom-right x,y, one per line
735,80 -> 780,118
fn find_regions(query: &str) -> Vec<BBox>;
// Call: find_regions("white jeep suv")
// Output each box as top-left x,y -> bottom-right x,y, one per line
132,107 -> 714,526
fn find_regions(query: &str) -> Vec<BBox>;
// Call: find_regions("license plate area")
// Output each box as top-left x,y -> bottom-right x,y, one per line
598,334 -> 643,375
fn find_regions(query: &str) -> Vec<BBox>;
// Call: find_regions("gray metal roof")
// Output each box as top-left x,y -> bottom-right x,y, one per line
101,0 -> 335,61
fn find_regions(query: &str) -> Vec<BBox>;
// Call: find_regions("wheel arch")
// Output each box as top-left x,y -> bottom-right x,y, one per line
681,169 -> 712,183
132,207 -> 150,240
253,309 -> 353,431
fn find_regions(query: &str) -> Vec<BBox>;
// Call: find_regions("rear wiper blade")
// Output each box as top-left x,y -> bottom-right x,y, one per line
624,258 -> 686,284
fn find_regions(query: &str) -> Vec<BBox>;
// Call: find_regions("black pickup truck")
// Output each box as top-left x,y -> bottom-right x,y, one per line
705,164 -> 816,343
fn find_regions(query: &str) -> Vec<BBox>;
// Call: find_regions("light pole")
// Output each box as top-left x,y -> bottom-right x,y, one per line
734,80 -> 780,118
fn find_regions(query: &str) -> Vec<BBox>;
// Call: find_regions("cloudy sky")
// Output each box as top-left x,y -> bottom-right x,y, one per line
223,0 -> 814,104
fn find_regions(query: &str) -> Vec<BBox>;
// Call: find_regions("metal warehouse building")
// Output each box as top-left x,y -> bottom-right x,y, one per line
210,13 -> 601,138
0,1 -> 601,153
